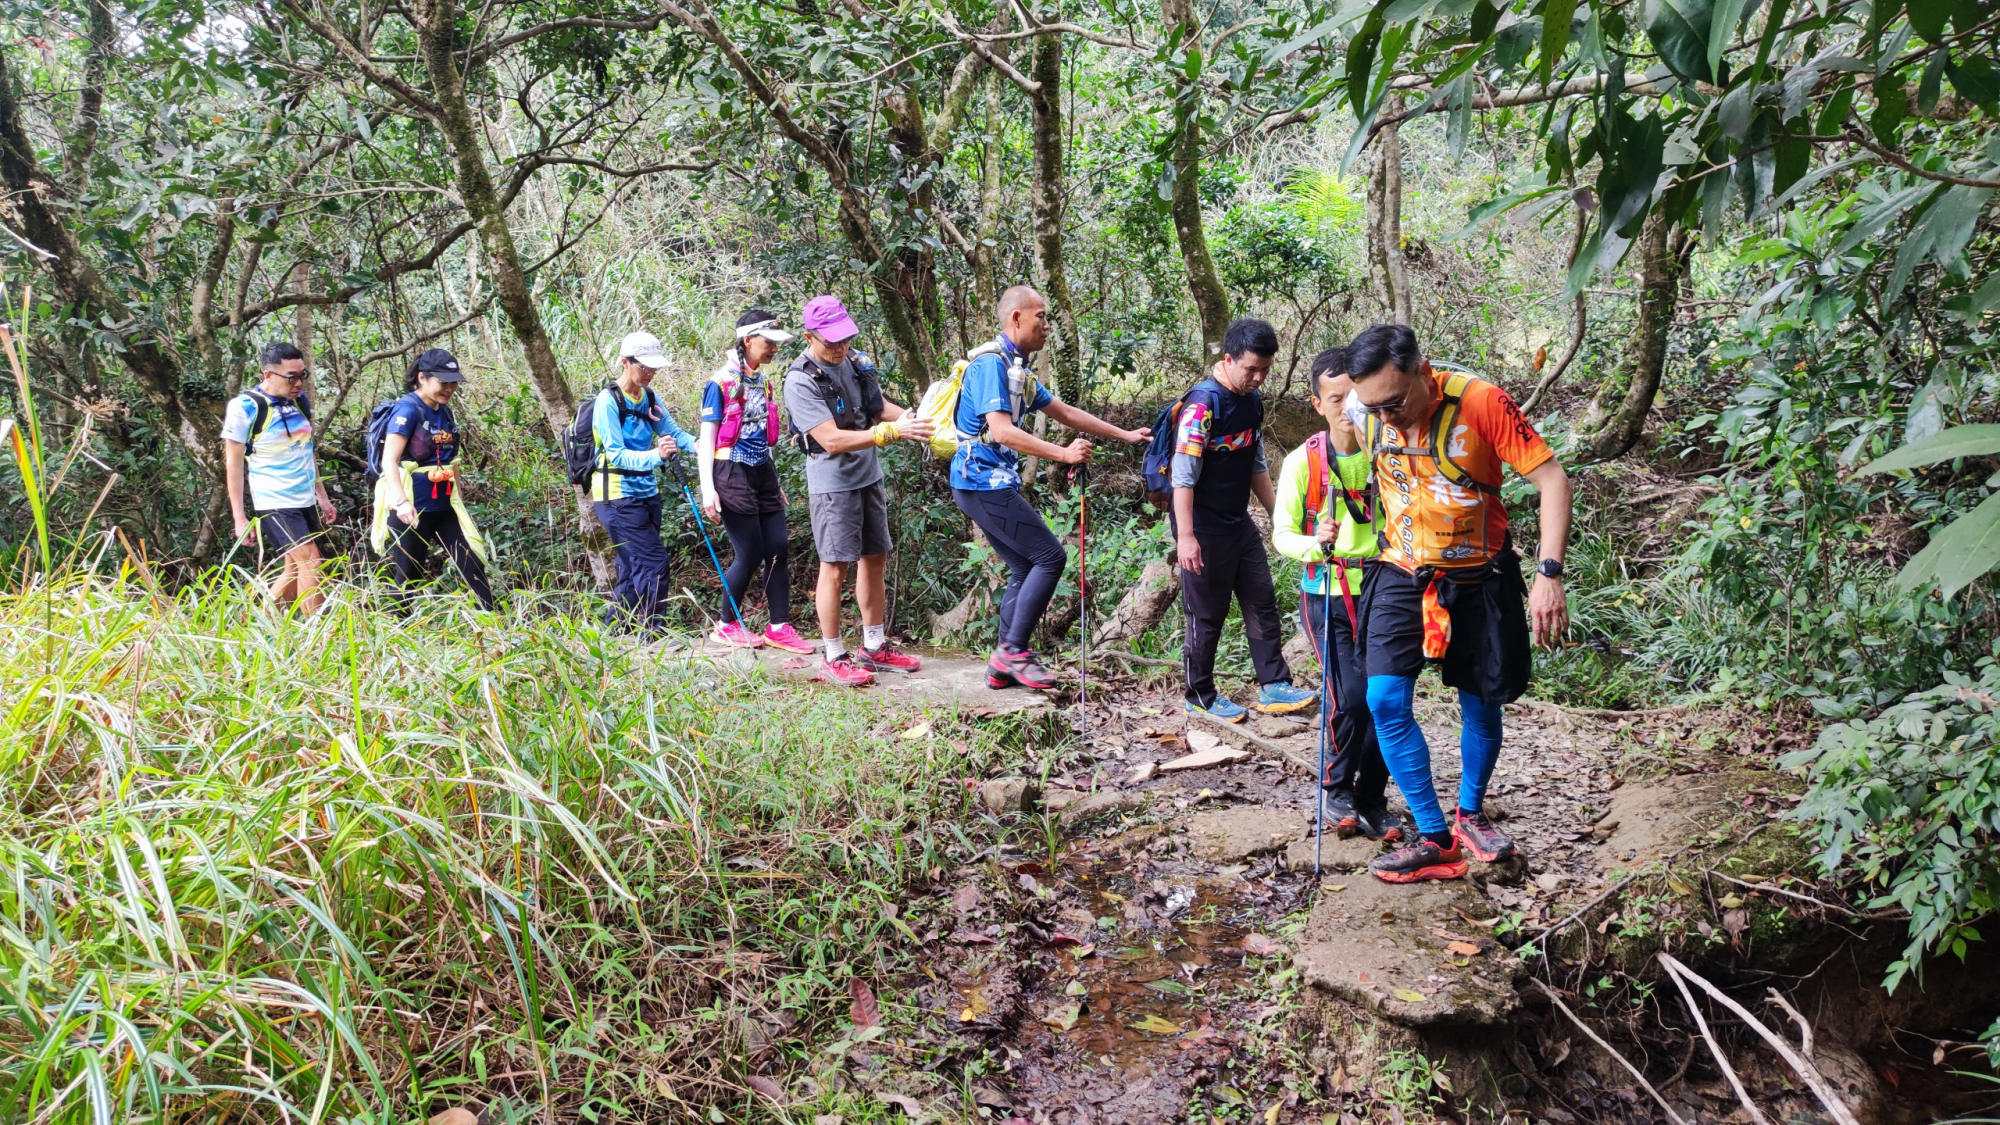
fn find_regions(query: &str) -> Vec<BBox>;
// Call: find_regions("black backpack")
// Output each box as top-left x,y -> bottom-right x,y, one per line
786,351 -> 883,455
563,384 -> 658,487
360,394 -> 410,482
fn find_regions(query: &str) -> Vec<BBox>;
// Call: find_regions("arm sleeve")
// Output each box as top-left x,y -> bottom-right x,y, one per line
595,391 -> 662,473
655,403 -> 698,454
1252,435 -> 1268,476
1270,449 -> 1321,564
1473,383 -> 1555,476
1169,399 -> 1210,487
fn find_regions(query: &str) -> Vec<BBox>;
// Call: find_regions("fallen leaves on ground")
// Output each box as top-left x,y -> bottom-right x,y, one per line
1127,1013 -> 1183,1034
1392,988 -> 1427,1003
849,978 -> 881,1029
959,987 -> 990,1022
1042,1001 -> 1081,1031
1241,932 -> 1287,957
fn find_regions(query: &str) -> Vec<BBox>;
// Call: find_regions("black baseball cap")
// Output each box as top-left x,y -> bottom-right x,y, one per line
415,348 -> 465,382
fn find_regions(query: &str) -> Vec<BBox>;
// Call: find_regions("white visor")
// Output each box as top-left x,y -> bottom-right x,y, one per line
736,318 -> 794,343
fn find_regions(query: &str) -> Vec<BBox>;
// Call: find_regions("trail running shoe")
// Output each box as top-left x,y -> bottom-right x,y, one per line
858,640 -> 922,673
1369,838 -> 1469,884
1319,787 -> 1363,838
1452,807 -> 1516,863
709,620 -> 765,648
987,646 -> 1059,690
761,622 -> 815,654
1359,803 -> 1407,843
816,653 -> 876,687
1256,682 -> 1319,714
1186,696 -> 1248,723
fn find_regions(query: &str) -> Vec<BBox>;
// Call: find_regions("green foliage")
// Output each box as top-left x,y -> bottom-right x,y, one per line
0,574 -> 1003,1122
1782,657 -> 2000,993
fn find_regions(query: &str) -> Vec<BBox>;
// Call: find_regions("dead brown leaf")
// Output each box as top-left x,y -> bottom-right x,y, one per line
849,977 -> 881,1029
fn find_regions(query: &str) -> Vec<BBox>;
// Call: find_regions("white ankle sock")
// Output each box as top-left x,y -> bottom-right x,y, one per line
823,636 -> 847,660
862,623 -> 886,650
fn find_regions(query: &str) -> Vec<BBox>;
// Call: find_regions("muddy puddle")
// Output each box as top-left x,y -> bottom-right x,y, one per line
983,844 -> 1308,1124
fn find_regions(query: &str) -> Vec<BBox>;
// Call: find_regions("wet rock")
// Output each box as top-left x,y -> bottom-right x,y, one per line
1293,876 -> 1525,1029
979,777 -> 1039,814
1183,806 -> 1308,863
1060,789 -> 1146,826
1283,833 -> 1383,874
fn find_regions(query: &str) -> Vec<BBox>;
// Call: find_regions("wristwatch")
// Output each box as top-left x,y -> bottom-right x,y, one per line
1536,558 -> 1564,579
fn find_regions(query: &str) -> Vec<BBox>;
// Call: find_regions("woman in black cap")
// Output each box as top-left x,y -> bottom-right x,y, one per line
372,347 -> 497,610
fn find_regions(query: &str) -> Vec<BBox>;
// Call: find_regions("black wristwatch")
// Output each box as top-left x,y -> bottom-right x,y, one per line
1536,558 -> 1564,579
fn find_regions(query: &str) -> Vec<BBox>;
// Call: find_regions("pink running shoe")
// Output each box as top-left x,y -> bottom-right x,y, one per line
817,653 -> 876,687
761,622 -> 814,654
708,621 -> 765,648
858,640 -> 922,673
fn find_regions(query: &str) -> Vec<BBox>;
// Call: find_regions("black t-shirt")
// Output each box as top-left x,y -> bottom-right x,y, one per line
385,394 -> 460,509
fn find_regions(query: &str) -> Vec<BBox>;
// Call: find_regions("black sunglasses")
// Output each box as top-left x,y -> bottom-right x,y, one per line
1354,395 -> 1406,415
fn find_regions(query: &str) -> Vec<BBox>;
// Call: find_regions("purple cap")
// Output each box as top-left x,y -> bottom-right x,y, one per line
801,295 -> 860,343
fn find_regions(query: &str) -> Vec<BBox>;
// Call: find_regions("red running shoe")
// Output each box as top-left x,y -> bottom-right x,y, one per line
816,653 -> 876,687
987,645 -> 1059,690
1368,838 -> 1469,884
858,640 -> 922,673
1451,807 -> 1515,863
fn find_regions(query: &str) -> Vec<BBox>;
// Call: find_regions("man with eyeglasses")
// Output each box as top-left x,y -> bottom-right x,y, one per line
221,341 -> 336,616
1336,322 -> 1574,884
591,330 -> 698,635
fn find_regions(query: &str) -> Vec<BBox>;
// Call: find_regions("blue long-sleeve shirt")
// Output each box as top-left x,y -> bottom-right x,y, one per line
591,384 -> 697,501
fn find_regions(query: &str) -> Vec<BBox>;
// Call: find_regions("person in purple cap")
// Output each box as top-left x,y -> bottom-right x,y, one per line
782,295 -> 937,687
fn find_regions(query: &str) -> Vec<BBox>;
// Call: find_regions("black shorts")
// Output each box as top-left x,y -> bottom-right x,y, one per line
254,506 -> 324,559
715,458 -> 785,515
1362,548 -> 1531,703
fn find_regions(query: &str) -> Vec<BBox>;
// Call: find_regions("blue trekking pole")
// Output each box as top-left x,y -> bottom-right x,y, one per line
666,454 -> 746,629
1316,545 -> 1336,879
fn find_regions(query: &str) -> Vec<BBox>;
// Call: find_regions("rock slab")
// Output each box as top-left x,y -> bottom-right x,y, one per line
1293,875 -> 1524,1028
1183,806 -> 1308,863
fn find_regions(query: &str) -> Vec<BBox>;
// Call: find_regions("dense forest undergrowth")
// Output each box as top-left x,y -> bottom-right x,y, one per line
5,0 -> 2000,1118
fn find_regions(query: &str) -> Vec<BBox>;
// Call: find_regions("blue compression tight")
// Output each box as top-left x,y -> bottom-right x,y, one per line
1365,676 -> 1504,838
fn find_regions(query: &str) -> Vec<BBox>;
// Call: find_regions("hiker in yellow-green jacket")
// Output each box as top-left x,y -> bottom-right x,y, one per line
1271,347 -> 1403,842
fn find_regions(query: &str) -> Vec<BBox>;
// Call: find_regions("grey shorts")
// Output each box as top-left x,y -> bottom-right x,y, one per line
808,481 -> 890,563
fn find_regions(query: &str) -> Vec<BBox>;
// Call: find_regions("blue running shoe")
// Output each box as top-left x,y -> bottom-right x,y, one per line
1186,696 -> 1248,723
1256,682 -> 1319,714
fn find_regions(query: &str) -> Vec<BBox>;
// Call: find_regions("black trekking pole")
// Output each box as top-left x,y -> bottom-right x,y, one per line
1315,547 -> 1335,880
666,454 -> 747,629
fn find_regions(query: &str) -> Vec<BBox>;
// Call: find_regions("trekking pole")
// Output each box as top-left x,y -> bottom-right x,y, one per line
1068,457 -> 1091,721
1316,545 -> 1335,880
666,455 -> 747,629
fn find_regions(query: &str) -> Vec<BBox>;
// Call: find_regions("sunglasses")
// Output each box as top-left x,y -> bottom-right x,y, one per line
269,370 -> 309,382
1354,395 -> 1407,415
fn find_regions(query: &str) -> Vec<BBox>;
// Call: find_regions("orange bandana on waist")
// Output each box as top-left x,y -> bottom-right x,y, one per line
1421,574 -> 1451,660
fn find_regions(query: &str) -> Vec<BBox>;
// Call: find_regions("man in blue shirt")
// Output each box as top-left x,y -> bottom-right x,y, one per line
951,285 -> 1149,690
590,330 -> 698,634
221,341 -> 335,616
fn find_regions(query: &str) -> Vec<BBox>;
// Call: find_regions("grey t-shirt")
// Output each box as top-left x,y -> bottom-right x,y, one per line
784,354 -> 884,494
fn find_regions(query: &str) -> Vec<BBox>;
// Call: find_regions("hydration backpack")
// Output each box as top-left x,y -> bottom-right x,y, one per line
787,350 -> 883,455
914,339 -> 1025,461
563,384 -> 659,488
711,365 -> 781,457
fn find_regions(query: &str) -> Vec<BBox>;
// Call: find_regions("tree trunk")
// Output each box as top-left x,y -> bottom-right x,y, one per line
1161,0 -> 1231,359
412,0 -> 614,582
0,42 -> 227,521
972,70 -> 1005,317
1575,213 -> 1690,463
1028,31 -> 1082,402
1366,102 -> 1412,324
1096,557 -> 1180,647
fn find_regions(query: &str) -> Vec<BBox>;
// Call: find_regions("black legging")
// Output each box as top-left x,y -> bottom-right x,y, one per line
953,486 -> 1066,650
386,508 -> 497,611
719,507 -> 791,625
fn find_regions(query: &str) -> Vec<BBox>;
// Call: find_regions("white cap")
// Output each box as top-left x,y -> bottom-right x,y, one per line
735,317 -> 794,344
619,331 -> 672,369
